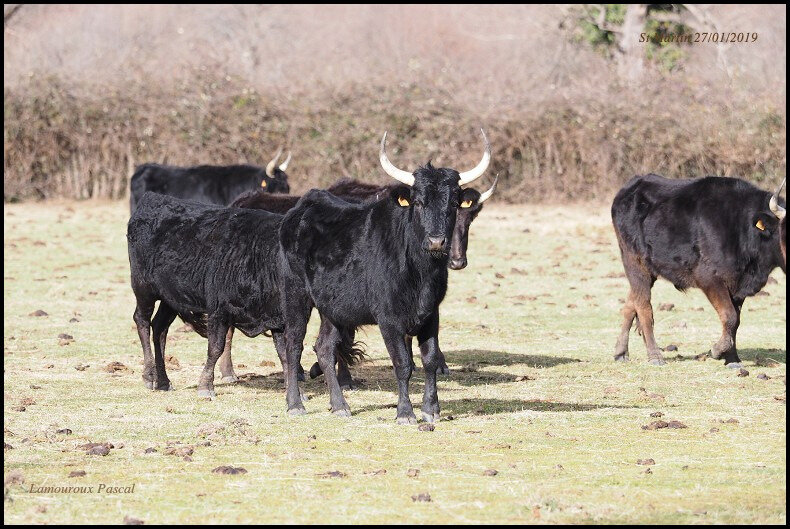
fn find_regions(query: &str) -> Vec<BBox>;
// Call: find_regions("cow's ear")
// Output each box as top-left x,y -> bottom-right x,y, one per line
389,185 -> 411,207
460,188 -> 480,209
752,212 -> 777,238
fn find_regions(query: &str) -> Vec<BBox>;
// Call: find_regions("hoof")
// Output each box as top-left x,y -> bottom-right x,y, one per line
437,364 -> 451,376
332,408 -> 352,418
287,406 -> 307,416
421,412 -> 440,423
220,375 -> 238,384
340,384 -> 356,391
648,358 -> 666,366
155,381 -> 173,391
309,362 -> 323,379
725,362 -> 743,370
396,414 -> 418,425
144,380 -> 154,390
614,353 -> 630,362
196,389 -> 216,399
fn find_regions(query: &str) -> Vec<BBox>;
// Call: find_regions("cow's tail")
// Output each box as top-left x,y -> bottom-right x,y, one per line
309,329 -> 368,379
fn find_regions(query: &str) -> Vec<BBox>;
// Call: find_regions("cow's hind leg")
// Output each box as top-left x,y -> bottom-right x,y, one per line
151,302 -> 176,390
281,280 -> 312,415
701,282 -> 742,366
614,291 -> 637,362
271,330 -> 308,403
623,259 -> 663,365
133,297 -> 156,389
380,325 -> 417,425
217,327 -> 238,383
196,316 -> 230,399
313,318 -> 351,416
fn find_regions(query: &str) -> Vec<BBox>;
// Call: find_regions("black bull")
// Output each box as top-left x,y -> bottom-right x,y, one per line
129,150 -> 291,211
611,174 -> 786,367
216,177 -> 496,388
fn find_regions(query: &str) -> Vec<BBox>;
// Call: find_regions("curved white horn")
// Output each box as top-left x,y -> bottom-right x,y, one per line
379,132 -> 414,186
265,147 -> 283,177
458,128 -> 491,186
477,175 -> 498,204
278,151 -> 292,172
769,177 -> 786,220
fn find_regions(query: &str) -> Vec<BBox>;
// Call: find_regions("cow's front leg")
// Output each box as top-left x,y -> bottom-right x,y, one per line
417,312 -> 441,423
381,325 -> 416,424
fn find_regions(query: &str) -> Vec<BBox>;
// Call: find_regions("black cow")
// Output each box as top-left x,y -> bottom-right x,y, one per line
221,176 -> 497,387
278,131 -> 490,423
129,148 -> 291,211
612,174 -> 786,367
127,192 -> 290,398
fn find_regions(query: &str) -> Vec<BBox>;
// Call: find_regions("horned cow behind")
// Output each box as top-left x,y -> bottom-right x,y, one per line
278,130 -> 490,423
129,148 -> 291,211
611,174 -> 786,367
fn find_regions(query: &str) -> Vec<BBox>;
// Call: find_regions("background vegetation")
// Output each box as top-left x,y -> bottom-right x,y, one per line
3,5 -> 787,202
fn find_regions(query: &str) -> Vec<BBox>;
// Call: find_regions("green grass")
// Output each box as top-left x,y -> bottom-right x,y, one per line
3,200 -> 786,524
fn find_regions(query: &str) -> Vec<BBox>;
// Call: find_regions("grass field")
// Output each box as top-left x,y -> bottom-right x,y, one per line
3,200 -> 786,524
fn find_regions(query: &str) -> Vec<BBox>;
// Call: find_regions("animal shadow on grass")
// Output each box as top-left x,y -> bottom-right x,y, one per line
352,397 -> 638,418
445,349 -> 581,369
666,347 -> 786,365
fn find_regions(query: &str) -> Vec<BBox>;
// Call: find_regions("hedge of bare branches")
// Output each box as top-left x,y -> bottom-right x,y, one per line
4,75 -> 785,203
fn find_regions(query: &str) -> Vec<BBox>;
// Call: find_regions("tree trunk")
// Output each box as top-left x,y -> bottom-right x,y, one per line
617,4 -> 648,83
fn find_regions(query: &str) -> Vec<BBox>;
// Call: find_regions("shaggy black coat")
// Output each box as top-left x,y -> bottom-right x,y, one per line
229,178 -> 489,385
129,163 -> 290,211
127,192 -> 286,396
611,174 -> 786,366
278,165 -> 461,423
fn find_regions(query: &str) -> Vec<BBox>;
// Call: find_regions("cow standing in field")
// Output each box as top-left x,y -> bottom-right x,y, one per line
127,192 -> 290,397
278,130 -> 490,423
222,176 -> 497,387
129,148 -> 291,211
612,175 -> 786,367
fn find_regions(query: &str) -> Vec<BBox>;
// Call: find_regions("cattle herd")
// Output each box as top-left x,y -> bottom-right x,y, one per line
126,132 -> 786,423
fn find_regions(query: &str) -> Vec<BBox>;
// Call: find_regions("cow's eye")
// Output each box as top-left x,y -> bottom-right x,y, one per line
460,199 -> 474,208
261,180 -> 267,188
755,219 -> 766,231
397,196 -> 410,207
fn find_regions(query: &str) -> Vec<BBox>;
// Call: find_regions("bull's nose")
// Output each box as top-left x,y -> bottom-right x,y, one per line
448,257 -> 467,270
427,236 -> 446,251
